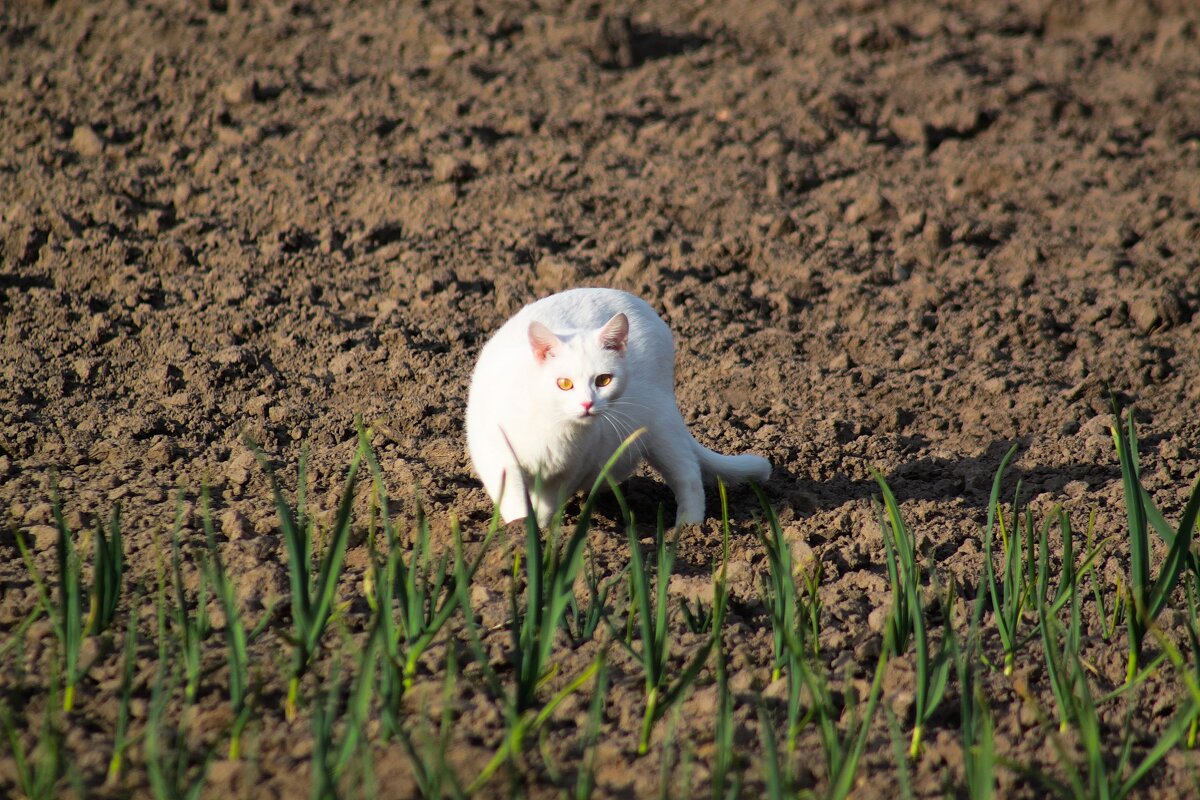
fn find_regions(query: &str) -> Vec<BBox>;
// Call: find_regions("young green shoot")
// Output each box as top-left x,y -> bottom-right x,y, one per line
396,647 -> 468,799
954,619 -> 994,800
1080,509 -> 1126,641
200,486 -> 270,758
144,665 -> 213,800
460,433 -> 641,790
168,493 -> 212,704
85,504 -> 124,637
754,483 -> 802,681
250,438 -> 363,721
1026,639 -> 1196,800
564,546 -> 626,643
799,623 -> 893,800
311,630 -> 380,800
358,424 -> 493,720
711,586 -> 739,800
106,601 -> 140,784
872,469 -> 953,760
50,483 -> 84,712
1110,403 -> 1200,683
1037,508 -> 1085,732
614,498 -> 719,757
573,650 -> 609,800
756,700 -> 787,800
979,444 -> 1025,675
0,682 -> 66,800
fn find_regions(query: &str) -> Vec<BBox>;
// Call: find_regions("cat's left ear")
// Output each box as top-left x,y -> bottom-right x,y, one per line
528,321 -> 561,363
598,313 -> 628,353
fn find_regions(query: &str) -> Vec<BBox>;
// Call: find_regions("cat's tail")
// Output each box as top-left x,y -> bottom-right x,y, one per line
692,440 -> 771,486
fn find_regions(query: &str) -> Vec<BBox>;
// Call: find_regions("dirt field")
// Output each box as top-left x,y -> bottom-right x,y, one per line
4,0 -> 1200,797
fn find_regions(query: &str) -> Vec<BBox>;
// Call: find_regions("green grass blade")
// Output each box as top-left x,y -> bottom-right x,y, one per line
248,439 -> 312,646
1148,476 -> 1200,620
307,445 -> 363,654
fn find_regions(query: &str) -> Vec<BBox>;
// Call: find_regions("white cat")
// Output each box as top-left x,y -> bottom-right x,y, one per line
465,287 -> 771,527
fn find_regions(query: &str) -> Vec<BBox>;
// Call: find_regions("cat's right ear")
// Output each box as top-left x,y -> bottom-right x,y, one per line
598,313 -> 628,352
528,321 -> 561,363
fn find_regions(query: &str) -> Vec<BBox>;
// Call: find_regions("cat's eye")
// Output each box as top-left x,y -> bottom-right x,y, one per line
595,374 -> 613,387
556,378 -> 573,391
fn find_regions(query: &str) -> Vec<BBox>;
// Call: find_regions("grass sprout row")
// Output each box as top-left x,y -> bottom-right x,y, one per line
5,404 -> 1200,799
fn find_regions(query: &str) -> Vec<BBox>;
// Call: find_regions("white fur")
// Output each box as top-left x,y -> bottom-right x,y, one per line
466,288 -> 771,527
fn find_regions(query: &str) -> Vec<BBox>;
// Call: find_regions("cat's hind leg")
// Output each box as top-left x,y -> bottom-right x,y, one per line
645,417 -> 706,526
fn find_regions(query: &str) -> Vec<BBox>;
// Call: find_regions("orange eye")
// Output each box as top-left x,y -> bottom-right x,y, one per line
556,378 -> 573,391
595,374 -> 612,387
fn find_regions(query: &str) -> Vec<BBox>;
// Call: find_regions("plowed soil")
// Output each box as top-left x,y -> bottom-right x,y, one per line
3,1 -> 1200,797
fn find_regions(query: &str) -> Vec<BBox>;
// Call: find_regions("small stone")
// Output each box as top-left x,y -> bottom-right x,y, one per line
71,124 -> 104,157
23,503 -> 51,524
73,358 -> 95,383
162,391 -> 192,408
145,439 -> 177,466
890,114 -> 928,147
867,605 -> 889,634
767,214 -> 796,238
1063,480 -> 1088,498
470,584 -> 498,609
155,364 -> 184,392
922,220 -> 949,248
220,509 -> 252,541
536,256 -> 579,287
207,759 -> 241,791
829,351 -> 854,370
213,346 -> 249,366
1099,225 -> 1139,249
226,451 -> 255,486
221,77 -> 258,105
765,163 -> 784,199
897,347 -> 924,369
983,376 -> 1009,395
173,182 -> 193,208
427,41 -> 460,66
246,395 -> 271,416
1129,296 -> 1161,333
615,251 -> 648,282
844,187 -> 888,225
329,351 -> 355,375
431,154 -> 473,183
0,455 -> 11,478
27,525 -> 58,550
216,126 -> 244,146
764,675 -> 789,700
590,13 -> 636,69
898,210 -> 926,237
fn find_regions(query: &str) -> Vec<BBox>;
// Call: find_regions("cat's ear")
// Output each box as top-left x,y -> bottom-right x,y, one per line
528,321 -> 561,363
598,313 -> 628,353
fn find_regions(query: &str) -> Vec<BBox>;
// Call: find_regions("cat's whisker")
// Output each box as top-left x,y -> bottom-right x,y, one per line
601,409 -> 649,460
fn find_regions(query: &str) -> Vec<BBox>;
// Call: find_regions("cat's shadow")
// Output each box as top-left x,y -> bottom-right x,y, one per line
587,437 -> 1123,575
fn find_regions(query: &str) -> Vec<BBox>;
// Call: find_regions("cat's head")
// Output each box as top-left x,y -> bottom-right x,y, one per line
527,313 -> 628,423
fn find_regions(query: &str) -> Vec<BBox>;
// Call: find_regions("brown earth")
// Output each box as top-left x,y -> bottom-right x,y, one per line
3,0 -> 1200,797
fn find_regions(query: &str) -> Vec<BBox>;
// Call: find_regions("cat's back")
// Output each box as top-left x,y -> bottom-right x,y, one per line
473,287 -> 674,382
512,288 -> 669,346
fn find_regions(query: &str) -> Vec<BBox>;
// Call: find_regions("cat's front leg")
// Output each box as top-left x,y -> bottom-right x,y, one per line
497,468 -> 532,524
530,479 -> 567,529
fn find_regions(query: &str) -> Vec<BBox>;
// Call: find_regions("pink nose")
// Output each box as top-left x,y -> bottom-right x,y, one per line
581,400 -> 593,413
